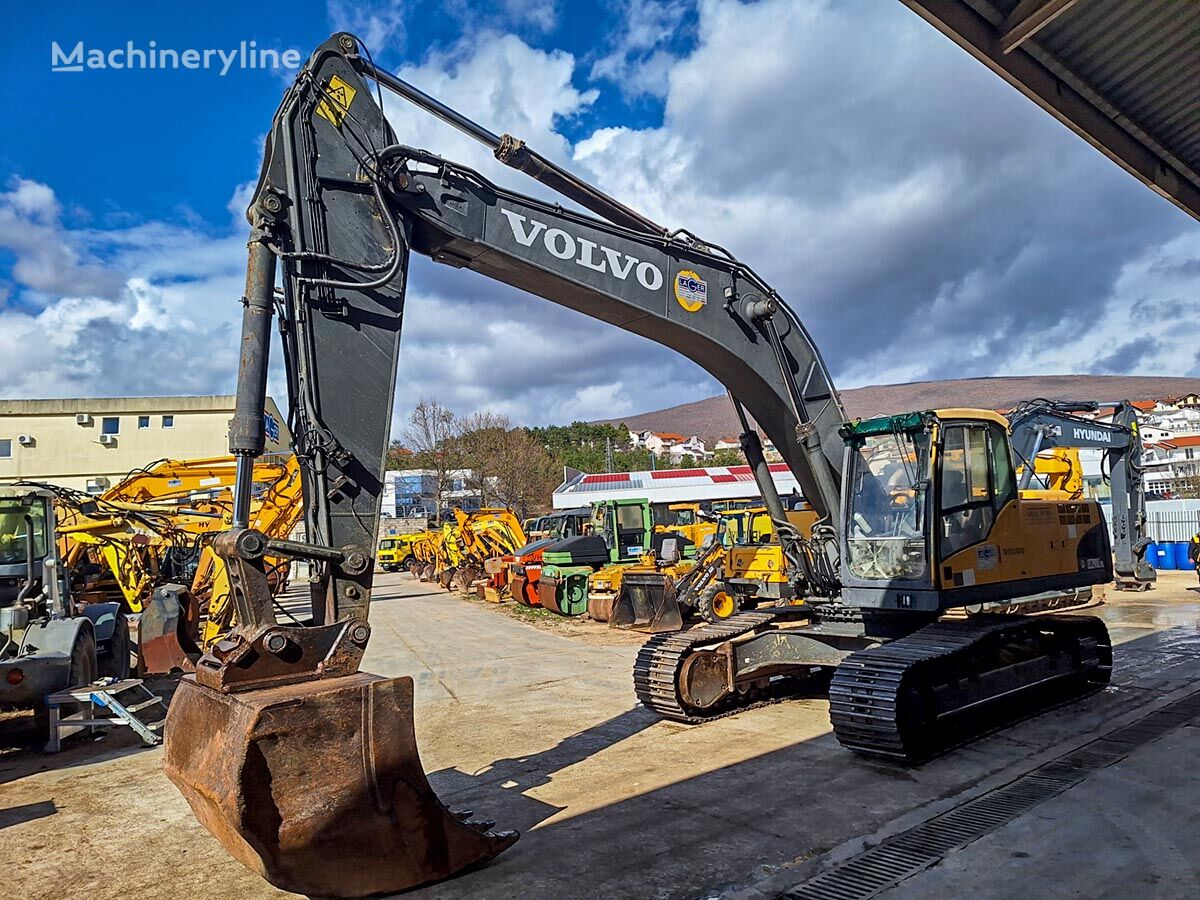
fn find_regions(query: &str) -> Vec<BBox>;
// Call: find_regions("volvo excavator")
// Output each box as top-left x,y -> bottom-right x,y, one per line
163,34 -> 1115,897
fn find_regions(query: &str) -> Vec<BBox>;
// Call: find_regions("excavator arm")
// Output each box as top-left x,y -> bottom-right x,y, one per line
237,33 -> 844,607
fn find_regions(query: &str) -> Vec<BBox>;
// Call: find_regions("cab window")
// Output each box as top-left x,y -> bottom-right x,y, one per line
989,423 -> 1016,510
938,424 -> 993,558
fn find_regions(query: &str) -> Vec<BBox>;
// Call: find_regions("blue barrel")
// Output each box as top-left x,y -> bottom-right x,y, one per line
1144,541 -> 1159,567
1174,542 -> 1196,571
1153,542 -> 1175,570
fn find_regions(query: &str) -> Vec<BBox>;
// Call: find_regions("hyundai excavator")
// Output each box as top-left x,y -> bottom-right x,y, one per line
1007,399 -> 1154,592
163,34 -> 1115,897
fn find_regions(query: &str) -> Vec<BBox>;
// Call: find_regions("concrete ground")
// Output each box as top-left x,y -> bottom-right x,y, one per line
2,571 -> 1199,900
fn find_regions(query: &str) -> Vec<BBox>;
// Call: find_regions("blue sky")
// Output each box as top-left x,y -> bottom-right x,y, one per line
0,0 -> 691,231
0,1 -> 1196,429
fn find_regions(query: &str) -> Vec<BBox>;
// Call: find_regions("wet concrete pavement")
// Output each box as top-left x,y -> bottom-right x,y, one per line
1,572 -> 1198,899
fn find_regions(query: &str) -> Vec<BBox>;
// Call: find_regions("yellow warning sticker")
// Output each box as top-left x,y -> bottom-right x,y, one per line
674,269 -> 708,313
315,74 -> 357,127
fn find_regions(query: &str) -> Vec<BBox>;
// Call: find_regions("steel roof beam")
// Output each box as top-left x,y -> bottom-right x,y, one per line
1000,0 -> 1082,53
899,0 -> 1200,222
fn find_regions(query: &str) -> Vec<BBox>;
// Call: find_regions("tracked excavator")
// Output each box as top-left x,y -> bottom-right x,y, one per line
1007,399 -> 1154,591
163,34 -> 1116,897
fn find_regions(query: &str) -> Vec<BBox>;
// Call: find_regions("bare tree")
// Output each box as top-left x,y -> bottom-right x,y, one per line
457,412 -> 512,508
459,413 -> 560,518
489,429 -> 561,518
404,399 -> 464,520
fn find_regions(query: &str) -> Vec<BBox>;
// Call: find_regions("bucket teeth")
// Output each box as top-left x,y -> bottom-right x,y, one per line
164,672 -> 518,897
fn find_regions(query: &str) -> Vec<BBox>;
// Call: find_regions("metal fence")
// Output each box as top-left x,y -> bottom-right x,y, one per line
1147,510 -> 1200,542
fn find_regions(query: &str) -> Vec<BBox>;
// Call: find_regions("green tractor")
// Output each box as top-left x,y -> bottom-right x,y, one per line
538,499 -> 695,617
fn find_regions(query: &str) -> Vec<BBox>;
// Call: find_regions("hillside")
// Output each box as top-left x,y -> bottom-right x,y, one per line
607,375 -> 1200,443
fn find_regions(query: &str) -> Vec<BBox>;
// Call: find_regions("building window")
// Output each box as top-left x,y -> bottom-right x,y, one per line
101,416 -> 120,435
138,415 -> 150,429
162,415 -> 174,428
0,439 -> 10,459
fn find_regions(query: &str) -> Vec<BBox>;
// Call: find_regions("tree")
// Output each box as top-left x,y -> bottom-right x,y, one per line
404,399 -> 464,519
710,448 -> 745,467
457,413 -> 562,517
528,421 -> 631,472
457,411 -> 511,507
385,440 -> 413,470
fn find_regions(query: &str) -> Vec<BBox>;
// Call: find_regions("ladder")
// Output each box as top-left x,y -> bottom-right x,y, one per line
45,678 -> 166,753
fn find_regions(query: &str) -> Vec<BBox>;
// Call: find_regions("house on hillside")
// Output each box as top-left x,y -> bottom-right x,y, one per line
1142,434 -> 1200,497
627,429 -> 710,461
666,435 -> 708,462
714,437 -> 741,451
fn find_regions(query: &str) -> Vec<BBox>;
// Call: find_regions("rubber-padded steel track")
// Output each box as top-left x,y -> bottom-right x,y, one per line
634,611 -> 785,723
829,614 -> 1112,762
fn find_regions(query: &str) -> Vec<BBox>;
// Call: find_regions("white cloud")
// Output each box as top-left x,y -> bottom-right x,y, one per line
5,0 -> 1197,441
0,180 -> 245,400
325,0 -> 407,55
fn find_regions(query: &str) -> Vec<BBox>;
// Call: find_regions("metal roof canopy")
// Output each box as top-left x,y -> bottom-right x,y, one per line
899,0 -> 1200,222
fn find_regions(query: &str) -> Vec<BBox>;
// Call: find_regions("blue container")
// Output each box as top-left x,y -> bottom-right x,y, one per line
1144,541 -> 1159,567
1174,542 -> 1196,571
1153,542 -> 1175,570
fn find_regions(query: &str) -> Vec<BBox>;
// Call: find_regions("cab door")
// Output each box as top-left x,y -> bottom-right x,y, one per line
936,420 -> 1016,568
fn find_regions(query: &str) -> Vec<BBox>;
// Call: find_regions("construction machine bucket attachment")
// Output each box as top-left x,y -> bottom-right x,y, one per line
164,672 -> 517,898
138,583 -> 199,675
611,574 -> 684,633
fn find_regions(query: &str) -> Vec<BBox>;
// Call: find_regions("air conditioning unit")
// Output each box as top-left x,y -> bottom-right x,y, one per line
76,413 -> 93,425
99,434 -> 117,446
16,434 -> 33,446
85,477 -> 110,494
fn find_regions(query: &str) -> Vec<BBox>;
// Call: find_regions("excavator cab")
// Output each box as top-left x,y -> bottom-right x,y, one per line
839,410 -> 1113,613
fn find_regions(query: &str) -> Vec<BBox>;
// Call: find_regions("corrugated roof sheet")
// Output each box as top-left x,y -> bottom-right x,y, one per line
902,0 -> 1200,220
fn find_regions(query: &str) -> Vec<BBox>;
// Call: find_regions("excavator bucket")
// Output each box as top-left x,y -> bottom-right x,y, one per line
611,573 -> 684,633
164,672 -> 517,898
138,583 -> 199,675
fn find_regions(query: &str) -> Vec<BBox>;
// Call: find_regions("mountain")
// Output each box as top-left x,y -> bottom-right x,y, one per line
606,375 -> 1199,443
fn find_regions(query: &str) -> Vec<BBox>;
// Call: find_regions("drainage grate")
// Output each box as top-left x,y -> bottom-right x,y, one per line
781,689 -> 1200,900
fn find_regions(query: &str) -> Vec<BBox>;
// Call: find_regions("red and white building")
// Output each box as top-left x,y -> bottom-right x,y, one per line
553,463 -> 802,508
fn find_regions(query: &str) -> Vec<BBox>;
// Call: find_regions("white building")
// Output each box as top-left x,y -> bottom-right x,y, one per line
627,429 -> 709,460
382,468 -> 487,519
666,436 -> 707,461
1142,435 -> 1200,497
554,463 -> 802,508
0,395 -> 291,492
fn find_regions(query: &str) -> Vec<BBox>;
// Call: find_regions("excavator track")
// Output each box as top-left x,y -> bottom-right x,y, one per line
829,614 -> 1112,762
634,611 -> 795,723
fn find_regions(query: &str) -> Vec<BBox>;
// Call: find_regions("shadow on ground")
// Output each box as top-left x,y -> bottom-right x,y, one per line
398,622 -> 1200,900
